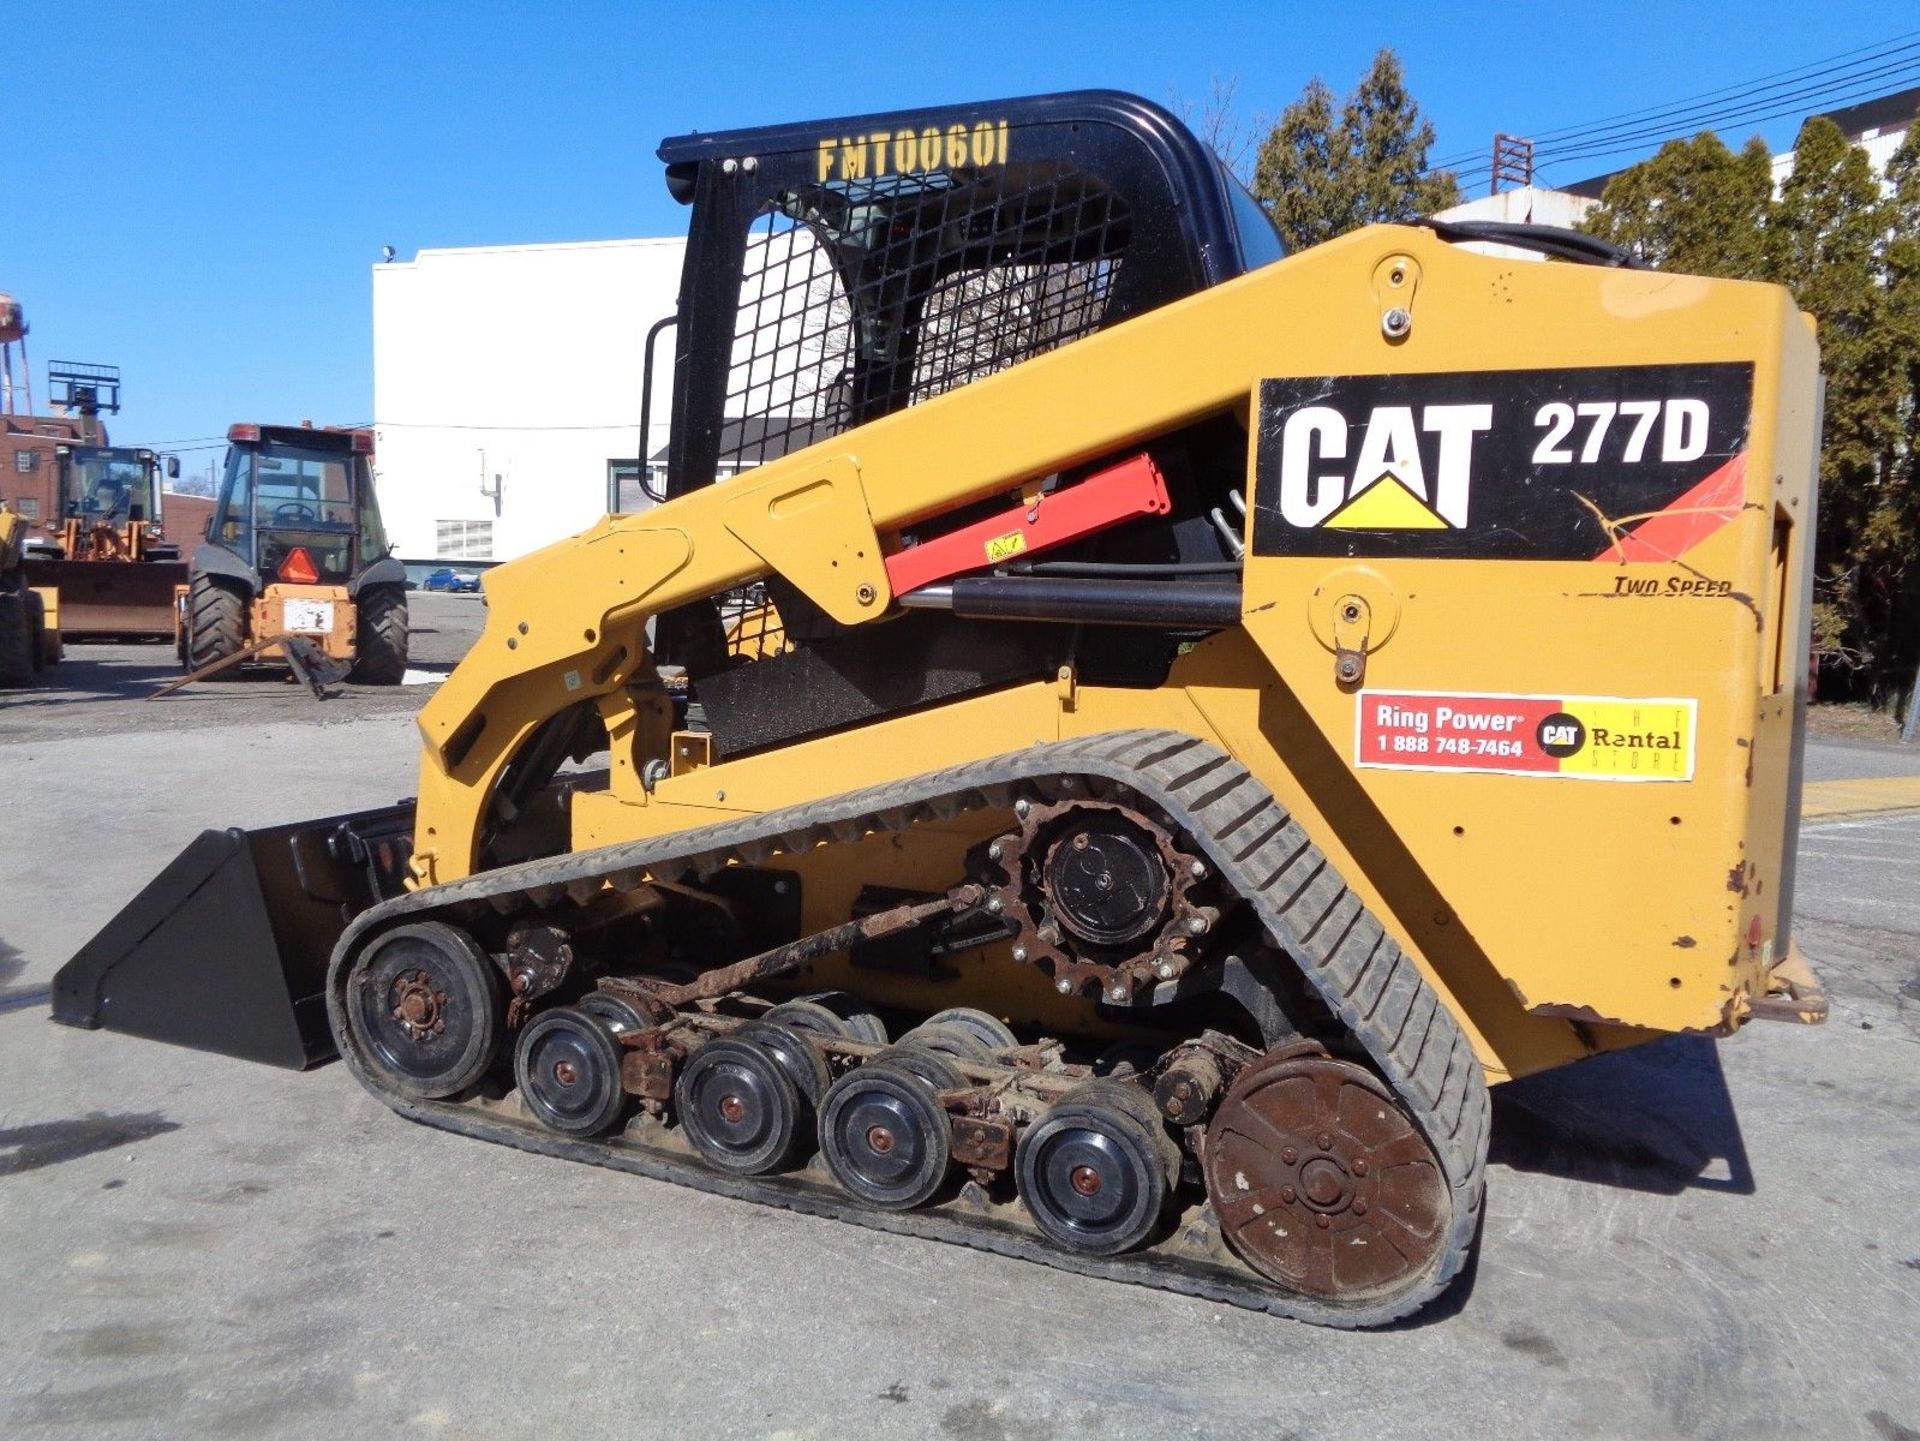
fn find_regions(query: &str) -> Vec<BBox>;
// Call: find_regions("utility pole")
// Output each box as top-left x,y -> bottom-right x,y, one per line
1490,134 -> 1535,195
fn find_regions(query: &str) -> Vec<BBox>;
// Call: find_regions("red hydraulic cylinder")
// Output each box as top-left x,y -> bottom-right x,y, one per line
883,453 -> 1172,596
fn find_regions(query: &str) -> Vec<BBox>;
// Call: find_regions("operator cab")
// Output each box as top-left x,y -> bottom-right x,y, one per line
208,424 -> 390,585
58,446 -> 161,525
646,89 -> 1282,500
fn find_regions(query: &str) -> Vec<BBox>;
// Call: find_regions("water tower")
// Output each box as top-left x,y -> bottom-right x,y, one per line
0,291 -> 30,416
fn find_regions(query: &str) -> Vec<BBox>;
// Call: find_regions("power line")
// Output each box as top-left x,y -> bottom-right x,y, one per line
1426,28 -> 1920,169
1533,77 -> 1920,181
1426,27 -> 1920,178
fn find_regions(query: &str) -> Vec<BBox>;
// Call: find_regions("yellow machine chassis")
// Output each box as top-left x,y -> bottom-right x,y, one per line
406,224 -> 1817,1085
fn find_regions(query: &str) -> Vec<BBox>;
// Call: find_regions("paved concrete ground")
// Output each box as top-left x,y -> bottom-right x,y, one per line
2,634 -> 1916,1440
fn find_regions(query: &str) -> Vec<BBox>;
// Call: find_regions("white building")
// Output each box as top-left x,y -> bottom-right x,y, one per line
370,237 -> 686,564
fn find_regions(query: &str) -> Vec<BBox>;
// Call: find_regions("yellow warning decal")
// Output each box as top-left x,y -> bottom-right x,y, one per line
984,530 -> 1027,563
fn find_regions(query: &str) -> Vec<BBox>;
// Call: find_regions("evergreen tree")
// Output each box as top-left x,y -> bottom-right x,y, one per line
1777,117 -> 1899,679
1252,51 -> 1460,251
1580,132 -> 1775,278
1876,121 -> 1920,704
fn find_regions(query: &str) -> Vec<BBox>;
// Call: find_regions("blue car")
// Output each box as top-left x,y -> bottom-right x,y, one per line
423,567 -> 482,593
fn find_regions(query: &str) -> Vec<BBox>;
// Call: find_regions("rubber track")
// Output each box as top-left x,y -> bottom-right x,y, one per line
326,729 -> 1492,1328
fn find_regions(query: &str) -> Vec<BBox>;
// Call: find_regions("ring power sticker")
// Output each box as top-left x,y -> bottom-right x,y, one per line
1356,690 -> 1697,782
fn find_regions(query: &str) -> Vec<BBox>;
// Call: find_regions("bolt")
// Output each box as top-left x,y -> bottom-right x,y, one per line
721,157 -> 739,175
1280,1185 -> 1297,1204
1281,1147 -> 1297,1165
742,155 -> 759,173
1188,860 -> 1207,881
1070,1165 -> 1103,1197
1336,655 -> 1362,683
1056,977 -> 1074,995
1011,945 -> 1028,963
552,1060 -> 578,1087
1107,983 -> 1128,1003
1071,832 -> 1090,851
1316,1214 -> 1332,1230
867,1125 -> 896,1154
1352,1198 -> 1369,1216
719,1095 -> 746,1123
987,840 -> 1003,860
1172,1081 -> 1193,1100
1381,306 -> 1412,339
1153,958 -> 1176,980
1317,1133 -> 1333,1151
1341,603 -> 1361,623
855,582 -> 876,606
1186,914 -> 1209,936
1014,799 -> 1031,820
1060,777 -> 1076,790
1352,1158 -> 1369,1178
1166,1098 -> 1185,1117
987,895 -> 1003,914
773,880 -> 789,895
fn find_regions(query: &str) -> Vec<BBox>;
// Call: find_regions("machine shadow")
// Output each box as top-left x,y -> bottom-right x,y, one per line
1488,1034 -> 1754,1196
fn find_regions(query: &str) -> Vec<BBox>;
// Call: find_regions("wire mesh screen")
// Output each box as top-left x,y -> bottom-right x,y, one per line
719,162 -> 1130,473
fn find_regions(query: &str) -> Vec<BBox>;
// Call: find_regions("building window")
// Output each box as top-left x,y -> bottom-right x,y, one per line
606,459 -> 669,514
435,518 -> 493,559
13,449 -> 37,473
11,497 -> 38,519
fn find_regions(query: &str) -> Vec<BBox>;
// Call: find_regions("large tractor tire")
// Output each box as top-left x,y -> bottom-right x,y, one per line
349,585 -> 409,685
0,577 -> 33,689
25,590 -> 47,673
186,575 -> 247,673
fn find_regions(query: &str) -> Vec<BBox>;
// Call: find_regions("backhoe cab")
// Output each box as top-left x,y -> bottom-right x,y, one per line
179,422 -> 409,683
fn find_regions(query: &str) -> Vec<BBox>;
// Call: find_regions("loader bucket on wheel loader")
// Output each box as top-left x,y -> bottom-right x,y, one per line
51,802 -> 414,1069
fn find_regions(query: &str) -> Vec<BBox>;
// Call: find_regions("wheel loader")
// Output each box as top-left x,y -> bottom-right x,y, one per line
0,508 -> 60,688
176,422 -> 409,683
52,90 -> 1825,1327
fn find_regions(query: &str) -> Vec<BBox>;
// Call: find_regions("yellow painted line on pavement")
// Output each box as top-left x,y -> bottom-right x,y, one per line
1801,774 -> 1920,822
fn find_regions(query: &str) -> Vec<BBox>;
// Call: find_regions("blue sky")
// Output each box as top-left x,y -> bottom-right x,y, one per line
8,1 -> 1912,465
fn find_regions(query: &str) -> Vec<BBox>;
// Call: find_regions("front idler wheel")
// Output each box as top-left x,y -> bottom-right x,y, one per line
1016,1083 -> 1176,1257
344,922 -> 505,1100
514,1006 -> 627,1137
674,1036 -> 805,1176
819,1064 -> 953,1210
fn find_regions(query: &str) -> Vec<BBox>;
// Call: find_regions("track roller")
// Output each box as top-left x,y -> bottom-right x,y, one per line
818,1063 -> 953,1210
674,1036 -> 807,1176
764,992 -> 888,1045
868,1044 -> 966,1093
343,922 -> 505,1100
922,1007 -> 1018,1053
897,1021 -> 993,1066
578,990 -> 651,1036
734,1019 -> 832,1108
514,1006 -> 628,1138
1016,1079 -> 1177,1257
